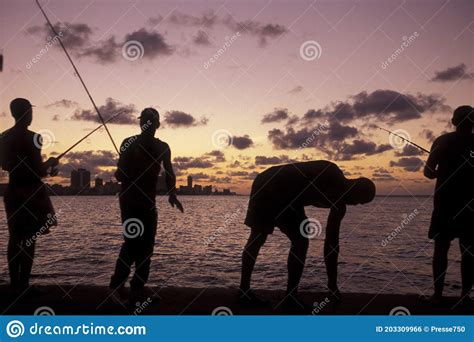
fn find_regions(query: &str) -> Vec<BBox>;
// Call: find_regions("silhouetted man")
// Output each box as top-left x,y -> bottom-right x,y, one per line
110,108 -> 183,302
239,160 -> 376,309
424,105 -> 473,306
0,98 -> 58,294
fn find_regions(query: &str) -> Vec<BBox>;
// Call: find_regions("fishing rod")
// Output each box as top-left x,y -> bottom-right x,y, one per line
56,112 -> 121,160
375,125 -> 430,154
35,0 -> 120,155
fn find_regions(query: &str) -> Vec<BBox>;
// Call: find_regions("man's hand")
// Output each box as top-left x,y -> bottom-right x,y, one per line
169,193 -> 184,213
44,157 -> 59,168
49,166 -> 59,177
43,157 -> 59,177
423,165 -> 437,179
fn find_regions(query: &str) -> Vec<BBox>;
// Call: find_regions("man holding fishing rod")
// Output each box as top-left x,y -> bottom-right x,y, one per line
0,98 -> 59,295
423,105 -> 473,307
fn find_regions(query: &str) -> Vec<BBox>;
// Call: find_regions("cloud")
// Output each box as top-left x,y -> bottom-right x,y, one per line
27,22 -> 93,49
208,176 -> 232,184
227,170 -> 259,180
261,108 -> 289,124
335,140 -> 392,161
173,150 -> 226,171
188,172 -> 210,180
164,110 -> 208,128
268,121 -> 357,150
204,150 -> 226,162
173,156 -> 214,170
255,155 -> 296,165
389,157 -> 424,172
123,28 -> 173,59
46,99 -> 79,108
302,109 -> 325,122
80,37 -> 120,63
420,129 -> 436,143
267,118 -> 393,160
288,85 -> 303,94
27,22 -> 173,64
59,150 -> 117,179
394,144 -> 424,157
349,90 -> 449,123
268,127 -> 313,149
225,18 -> 287,46
72,97 -> 137,125
193,30 -> 211,46
431,63 -> 474,82
264,88 -> 449,160
299,90 -> 449,124
167,11 -> 218,28
372,167 -> 396,181
232,135 -> 254,150
149,11 -> 286,47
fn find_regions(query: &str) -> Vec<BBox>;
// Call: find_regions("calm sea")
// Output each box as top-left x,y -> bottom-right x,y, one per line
0,196 -> 463,295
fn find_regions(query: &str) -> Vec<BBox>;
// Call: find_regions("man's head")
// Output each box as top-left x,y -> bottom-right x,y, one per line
344,177 -> 376,205
139,107 -> 160,134
10,98 -> 33,127
452,105 -> 473,132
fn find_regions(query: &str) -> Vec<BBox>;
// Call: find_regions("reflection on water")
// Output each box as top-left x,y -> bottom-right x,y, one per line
0,196 -> 462,295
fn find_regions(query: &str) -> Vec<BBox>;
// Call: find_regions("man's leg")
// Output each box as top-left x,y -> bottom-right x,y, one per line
239,229 -> 267,293
130,210 -> 157,296
18,238 -> 36,289
7,234 -> 21,287
280,225 -> 309,297
459,236 -> 473,299
130,238 -> 154,291
433,239 -> 451,298
110,240 -> 134,290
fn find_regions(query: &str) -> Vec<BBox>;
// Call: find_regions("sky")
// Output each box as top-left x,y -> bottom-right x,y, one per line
0,0 -> 473,195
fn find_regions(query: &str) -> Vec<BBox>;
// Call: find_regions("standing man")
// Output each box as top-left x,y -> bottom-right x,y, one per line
110,108 -> 183,302
423,105 -> 473,306
0,98 -> 58,294
239,160 -> 376,309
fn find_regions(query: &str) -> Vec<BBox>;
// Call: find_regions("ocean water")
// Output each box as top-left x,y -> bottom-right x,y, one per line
0,196 -> 464,296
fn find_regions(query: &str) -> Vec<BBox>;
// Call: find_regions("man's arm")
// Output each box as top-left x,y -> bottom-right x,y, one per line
424,138 -> 440,179
162,145 -> 183,212
324,204 -> 346,296
0,133 -> 6,171
31,133 -> 58,178
115,140 -> 128,182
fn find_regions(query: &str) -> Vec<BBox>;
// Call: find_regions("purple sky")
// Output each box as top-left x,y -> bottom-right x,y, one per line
1,0 -> 473,194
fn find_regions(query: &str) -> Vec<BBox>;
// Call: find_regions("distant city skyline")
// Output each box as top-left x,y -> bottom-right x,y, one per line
19,167 -> 237,196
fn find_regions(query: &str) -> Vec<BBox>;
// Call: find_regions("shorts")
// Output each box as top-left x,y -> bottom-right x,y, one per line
244,199 -> 307,234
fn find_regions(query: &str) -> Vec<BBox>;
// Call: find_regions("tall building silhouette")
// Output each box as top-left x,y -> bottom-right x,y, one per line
71,168 -> 91,189
187,175 -> 193,189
